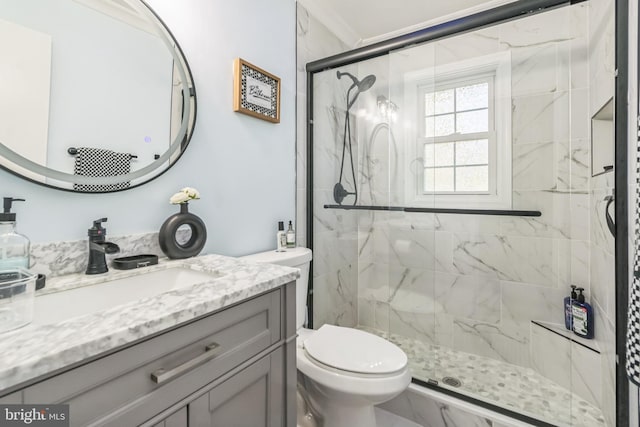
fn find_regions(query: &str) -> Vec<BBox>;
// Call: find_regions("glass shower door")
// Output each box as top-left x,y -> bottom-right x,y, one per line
384,41 -> 439,385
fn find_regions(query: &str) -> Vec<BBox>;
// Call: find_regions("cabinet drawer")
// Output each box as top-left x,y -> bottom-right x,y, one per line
23,289 -> 281,427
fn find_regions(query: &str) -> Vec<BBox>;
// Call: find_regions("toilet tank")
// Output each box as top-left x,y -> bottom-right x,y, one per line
240,247 -> 312,330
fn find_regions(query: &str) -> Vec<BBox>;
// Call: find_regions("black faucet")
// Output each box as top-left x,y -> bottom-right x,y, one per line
86,218 -> 120,275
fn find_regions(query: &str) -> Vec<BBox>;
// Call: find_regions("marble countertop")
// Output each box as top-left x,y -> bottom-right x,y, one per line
0,254 -> 299,392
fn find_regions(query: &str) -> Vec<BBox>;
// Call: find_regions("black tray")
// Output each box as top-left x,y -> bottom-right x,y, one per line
112,254 -> 159,270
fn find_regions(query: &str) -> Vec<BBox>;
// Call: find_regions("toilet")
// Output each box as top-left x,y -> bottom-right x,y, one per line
241,247 -> 411,427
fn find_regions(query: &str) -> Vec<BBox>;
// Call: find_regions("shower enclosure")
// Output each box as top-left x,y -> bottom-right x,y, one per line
305,0 -> 619,426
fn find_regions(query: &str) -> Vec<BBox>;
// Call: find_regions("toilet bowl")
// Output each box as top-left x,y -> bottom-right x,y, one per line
241,247 -> 411,427
297,326 -> 411,426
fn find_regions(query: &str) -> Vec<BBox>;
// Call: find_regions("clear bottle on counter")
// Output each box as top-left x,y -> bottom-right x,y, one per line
0,197 -> 36,334
286,221 -> 296,248
276,221 -> 287,252
0,198 -> 30,271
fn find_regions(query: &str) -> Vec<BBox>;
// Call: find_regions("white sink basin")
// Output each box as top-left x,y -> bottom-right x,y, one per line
32,267 -> 222,325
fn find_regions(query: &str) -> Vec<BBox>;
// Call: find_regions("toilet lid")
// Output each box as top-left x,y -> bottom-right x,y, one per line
303,325 -> 407,374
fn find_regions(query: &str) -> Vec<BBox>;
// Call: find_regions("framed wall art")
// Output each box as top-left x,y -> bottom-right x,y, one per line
233,58 -> 281,123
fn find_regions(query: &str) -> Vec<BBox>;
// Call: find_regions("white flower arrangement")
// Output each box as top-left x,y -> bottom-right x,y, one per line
169,187 -> 201,204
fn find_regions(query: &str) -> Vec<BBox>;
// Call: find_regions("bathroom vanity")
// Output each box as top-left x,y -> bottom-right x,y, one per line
0,255 -> 298,427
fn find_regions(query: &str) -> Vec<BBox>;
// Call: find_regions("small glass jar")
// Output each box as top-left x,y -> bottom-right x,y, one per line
0,268 -> 36,333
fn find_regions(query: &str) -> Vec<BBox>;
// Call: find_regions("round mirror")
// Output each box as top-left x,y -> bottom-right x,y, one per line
0,0 -> 196,192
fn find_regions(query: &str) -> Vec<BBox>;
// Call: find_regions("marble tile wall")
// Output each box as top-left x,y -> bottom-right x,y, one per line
296,3 -> 360,328
353,3 -> 594,375
530,323 -> 603,411
30,232 -> 163,277
379,391 -> 496,427
379,386 -> 535,427
296,3 -> 353,249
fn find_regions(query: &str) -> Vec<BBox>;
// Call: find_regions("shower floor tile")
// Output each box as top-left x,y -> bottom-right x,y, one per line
359,326 -> 606,427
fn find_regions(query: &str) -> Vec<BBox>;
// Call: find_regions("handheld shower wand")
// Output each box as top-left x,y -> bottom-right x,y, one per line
334,71 -> 376,205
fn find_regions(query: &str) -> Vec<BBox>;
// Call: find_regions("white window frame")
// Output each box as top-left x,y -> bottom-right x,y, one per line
403,51 -> 512,209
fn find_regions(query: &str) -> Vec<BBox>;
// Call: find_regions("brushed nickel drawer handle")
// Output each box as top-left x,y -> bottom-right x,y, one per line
150,343 -> 221,384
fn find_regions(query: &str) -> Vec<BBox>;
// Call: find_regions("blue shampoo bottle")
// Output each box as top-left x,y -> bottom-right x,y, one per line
571,287 -> 594,339
564,285 -> 577,330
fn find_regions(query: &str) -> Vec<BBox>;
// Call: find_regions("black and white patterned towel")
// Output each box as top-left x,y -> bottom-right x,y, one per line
626,126 -> 640,386
72,147 -> 132,192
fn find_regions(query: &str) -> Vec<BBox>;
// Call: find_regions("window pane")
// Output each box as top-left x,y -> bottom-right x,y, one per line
425,116 -> 434,138
434,89 -> 454,114
425,143 -> 454,167
456,109 -> 488,134
424,92 -> 435,116
456,166 -> 489,191
424,167 -> 435,192
424,143 -> 434,167
424,167 -> 454,192
456,82 -> 489,111
434,114 -> 454,136
456,139 -> 488,165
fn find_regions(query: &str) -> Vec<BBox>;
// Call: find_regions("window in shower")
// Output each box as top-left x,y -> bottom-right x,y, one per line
404,52 -> 512,208
422,77 -> 492,193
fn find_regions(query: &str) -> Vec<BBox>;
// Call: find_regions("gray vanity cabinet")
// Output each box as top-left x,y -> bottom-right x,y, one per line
2,282 -> 296,427
188,348 -> 283,427
151,407 -> 187,427
146,348 -> 283,427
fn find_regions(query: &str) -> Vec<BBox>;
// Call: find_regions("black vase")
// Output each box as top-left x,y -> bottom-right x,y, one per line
158,202 -> 207,259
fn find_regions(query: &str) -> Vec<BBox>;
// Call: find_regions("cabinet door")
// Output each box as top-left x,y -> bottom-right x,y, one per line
0,391 -> 21,404
189,348 -> 283,427
151,407 -> 187,427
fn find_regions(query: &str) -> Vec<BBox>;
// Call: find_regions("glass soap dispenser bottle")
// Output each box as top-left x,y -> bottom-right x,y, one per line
286,221 -> 296,248
276,221 -> 286,252
0,197 -> 30,271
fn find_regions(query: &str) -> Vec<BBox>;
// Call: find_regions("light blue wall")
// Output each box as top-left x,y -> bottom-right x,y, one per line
0,0 -> 296,257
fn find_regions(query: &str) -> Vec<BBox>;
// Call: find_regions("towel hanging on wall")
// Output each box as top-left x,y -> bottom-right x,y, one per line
626,134 -> 640,386
72,147 -> 133,192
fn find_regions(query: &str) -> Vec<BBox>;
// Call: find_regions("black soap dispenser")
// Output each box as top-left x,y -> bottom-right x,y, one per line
571,287 -> 594,339
0,197 -> 30,271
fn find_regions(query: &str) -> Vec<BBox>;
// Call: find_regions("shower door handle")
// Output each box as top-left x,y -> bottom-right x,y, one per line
604,195 -> 615,238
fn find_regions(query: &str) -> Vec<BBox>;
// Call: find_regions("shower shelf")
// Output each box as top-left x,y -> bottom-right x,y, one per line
323,204 -> 541,217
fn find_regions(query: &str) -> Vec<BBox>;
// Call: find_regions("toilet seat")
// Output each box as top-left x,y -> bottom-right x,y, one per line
296,341 -> 411,400
303,325 -> 407,375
